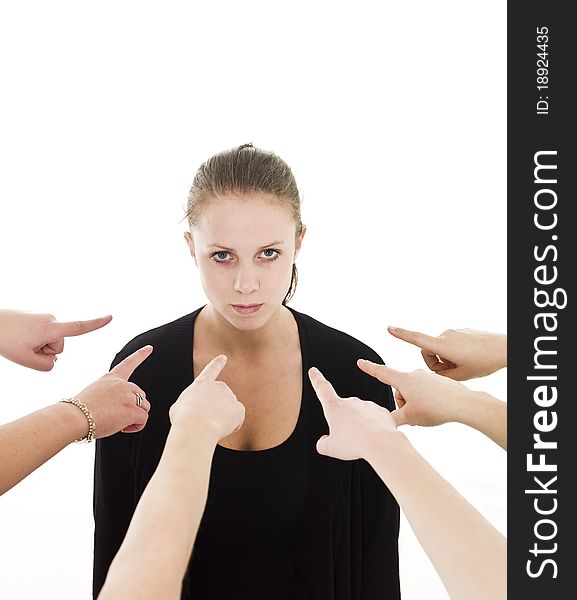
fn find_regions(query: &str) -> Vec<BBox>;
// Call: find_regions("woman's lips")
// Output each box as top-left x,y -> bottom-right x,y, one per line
231,303 -> 263,315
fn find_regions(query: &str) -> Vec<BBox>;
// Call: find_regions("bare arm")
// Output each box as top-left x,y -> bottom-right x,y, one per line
309,367 -> 506,600
98,355 -> 245,600
0,404 -> 89,495
98,425 -> 217,599
457,389 -> 507,451
358,361 -> 507,450
368,434 -> 506,600
388,326 -> 507,381
0,347 -> 152,495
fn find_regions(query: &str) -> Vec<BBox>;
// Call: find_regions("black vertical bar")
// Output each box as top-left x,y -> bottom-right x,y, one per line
508,3 -> 575,597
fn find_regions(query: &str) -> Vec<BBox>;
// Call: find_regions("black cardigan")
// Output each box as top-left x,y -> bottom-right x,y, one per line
93,308 -> 401,599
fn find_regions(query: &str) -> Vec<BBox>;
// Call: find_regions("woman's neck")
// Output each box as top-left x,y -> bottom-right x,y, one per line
198,304 -> 294,358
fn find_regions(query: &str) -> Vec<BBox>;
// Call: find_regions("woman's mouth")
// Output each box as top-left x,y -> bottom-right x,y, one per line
231,303 -> 264,315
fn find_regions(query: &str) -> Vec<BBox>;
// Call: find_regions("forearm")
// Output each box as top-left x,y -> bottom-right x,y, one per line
0,310 -> 18,359
493,333 -> 508,370
99,424 -> 218,600
0,403 -> 87,495
365,434 -> 506,600
457,391 -> 507,450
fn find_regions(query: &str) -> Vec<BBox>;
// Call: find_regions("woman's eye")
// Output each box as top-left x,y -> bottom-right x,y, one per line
212,251 -> 232,262
260,249 -> 280,260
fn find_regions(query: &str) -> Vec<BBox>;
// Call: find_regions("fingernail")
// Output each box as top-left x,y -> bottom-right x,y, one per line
388,326 -> 400,331
358,358 -> 371,364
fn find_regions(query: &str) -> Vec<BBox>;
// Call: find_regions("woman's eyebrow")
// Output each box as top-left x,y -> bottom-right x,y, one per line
208,243 -> 234,251
257,240 -> 284,249
208,240 -> 285,251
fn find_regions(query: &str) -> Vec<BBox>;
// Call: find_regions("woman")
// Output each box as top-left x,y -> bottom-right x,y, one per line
93,144 -> 401,599
97,336 -> 508,600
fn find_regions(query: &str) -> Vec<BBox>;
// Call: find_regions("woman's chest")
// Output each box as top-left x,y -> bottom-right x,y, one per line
193,354 -> 303,451
187,430 -> 310,596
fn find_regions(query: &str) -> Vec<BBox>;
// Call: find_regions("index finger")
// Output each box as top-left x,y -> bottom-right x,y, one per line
49,315 -> 113,340
357,359 -> 403,388
195,354 -> 228,382
110,345 -> 154,379
387,326 -> 442,354
308,367 -> 340,408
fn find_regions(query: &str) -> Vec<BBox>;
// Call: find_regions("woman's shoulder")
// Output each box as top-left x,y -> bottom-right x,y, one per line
290,308 -> 383,364
110,308 -> 202,369
292,308 -> 393,409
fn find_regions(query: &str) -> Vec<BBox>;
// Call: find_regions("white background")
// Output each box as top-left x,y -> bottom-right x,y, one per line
0,1 -> 506,598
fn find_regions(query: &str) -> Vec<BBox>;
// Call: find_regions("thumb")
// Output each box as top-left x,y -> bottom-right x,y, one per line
316,434 -> 332,456
437,366 -> 466,381
391,406 -> 408,427
110,345 -> 153,380
32,353 -> 58,372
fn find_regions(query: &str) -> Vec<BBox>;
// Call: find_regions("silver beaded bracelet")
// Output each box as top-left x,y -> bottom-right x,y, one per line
59,398 -> 96,443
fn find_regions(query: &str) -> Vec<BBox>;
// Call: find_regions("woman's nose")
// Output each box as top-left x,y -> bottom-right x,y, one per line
233,265 -> 260,294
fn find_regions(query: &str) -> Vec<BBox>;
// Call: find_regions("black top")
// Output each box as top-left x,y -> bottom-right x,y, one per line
189,409 -> 309,598
93,307 -> 401,599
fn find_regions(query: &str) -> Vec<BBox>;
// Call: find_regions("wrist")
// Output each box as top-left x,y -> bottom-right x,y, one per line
458,390 -> 496,428
53,401 -> 92,443
498,334 -> 508,369
363,427 -> 411,466
169,418 -> 220,448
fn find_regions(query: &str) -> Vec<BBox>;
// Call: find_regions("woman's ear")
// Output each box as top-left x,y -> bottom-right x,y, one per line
184,231 -> 198,265
294,225 -> 307,260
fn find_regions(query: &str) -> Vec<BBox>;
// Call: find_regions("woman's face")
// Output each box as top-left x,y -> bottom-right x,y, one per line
186,193 -> 305,331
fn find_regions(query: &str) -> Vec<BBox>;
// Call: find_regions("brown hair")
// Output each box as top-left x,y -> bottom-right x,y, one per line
186,143 -> 302,304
